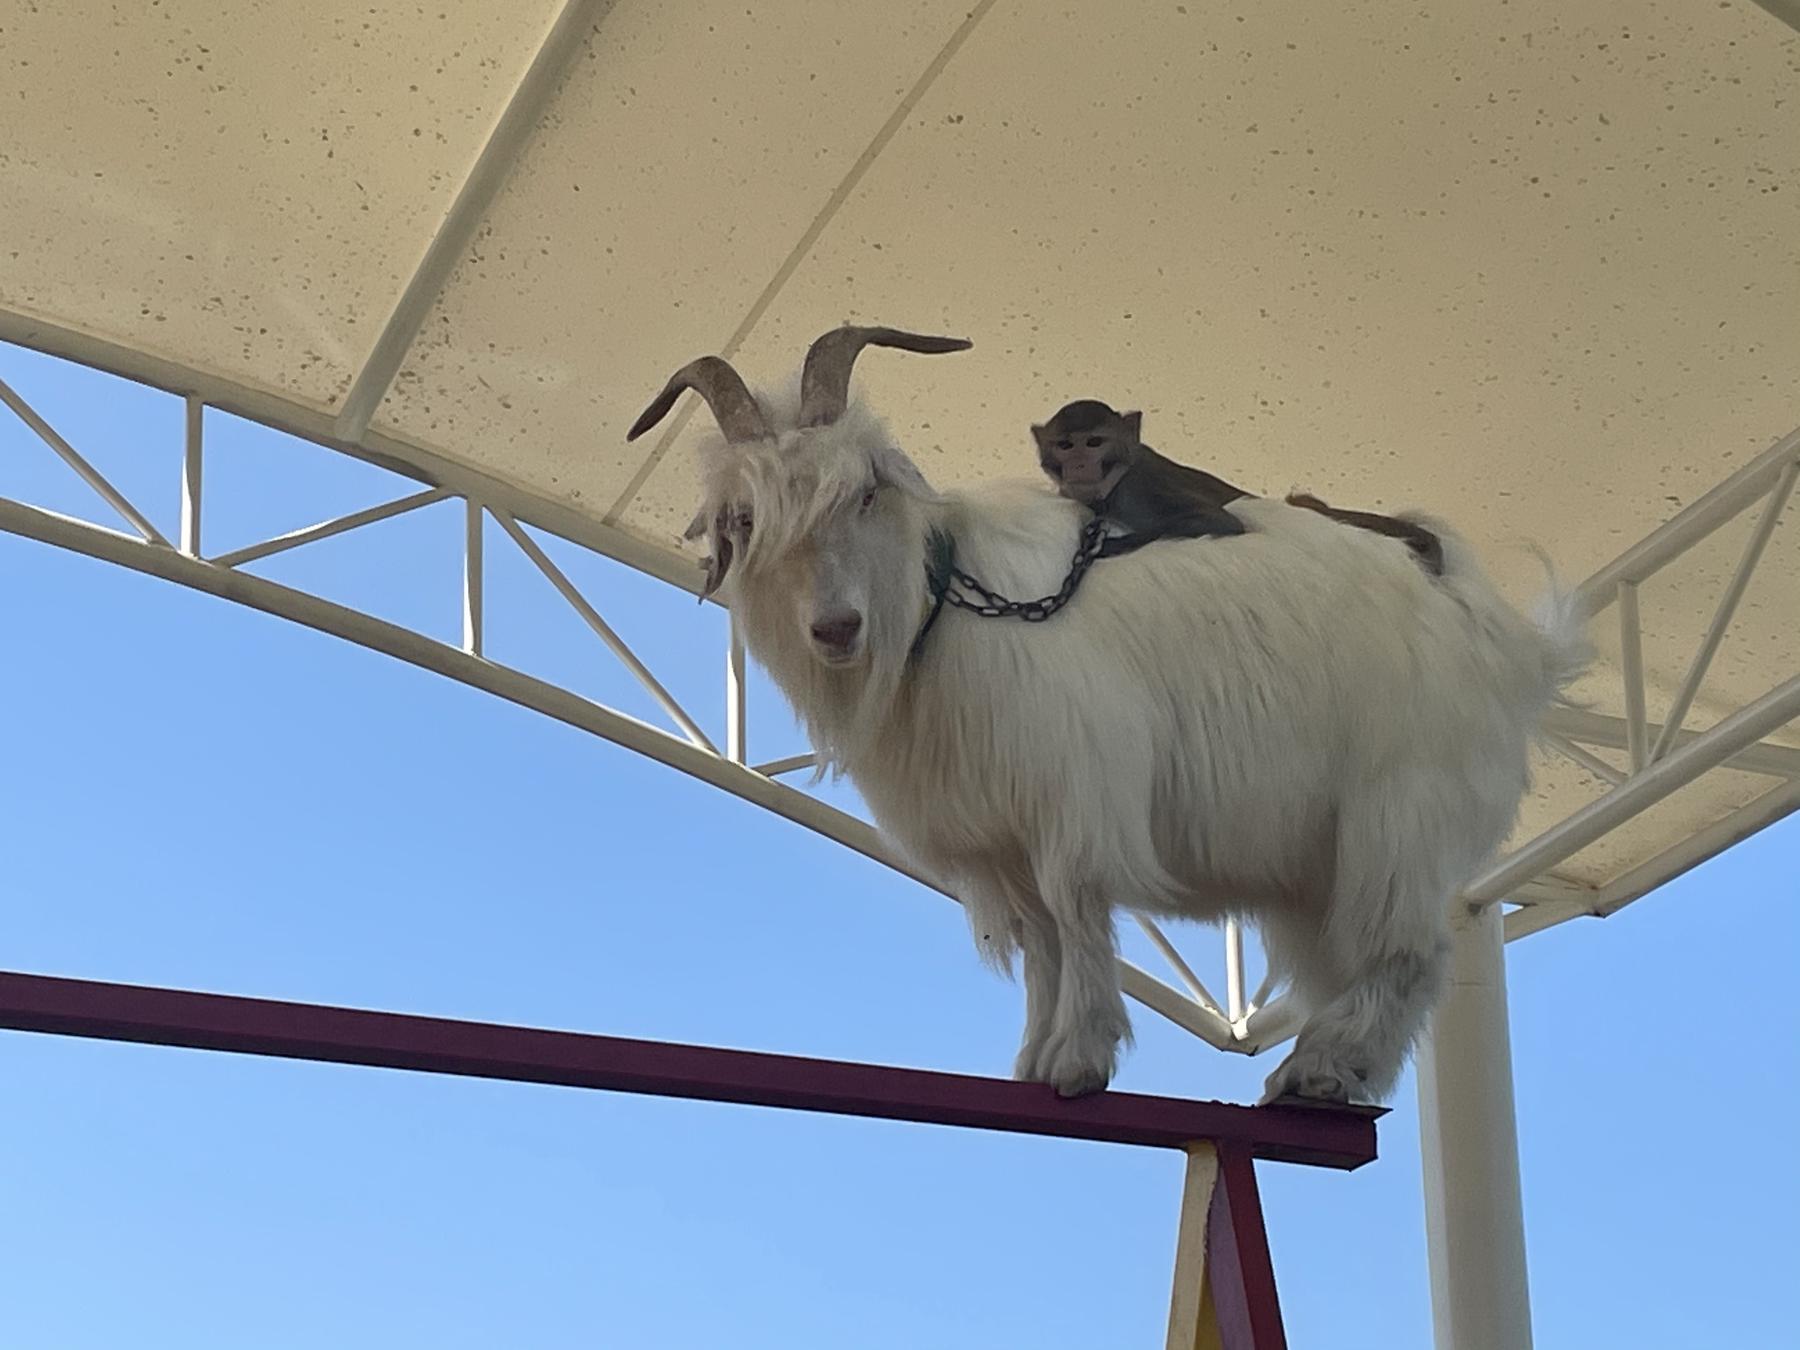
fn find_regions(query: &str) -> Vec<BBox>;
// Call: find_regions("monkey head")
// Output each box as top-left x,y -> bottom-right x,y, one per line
1030,399 -> 1143,506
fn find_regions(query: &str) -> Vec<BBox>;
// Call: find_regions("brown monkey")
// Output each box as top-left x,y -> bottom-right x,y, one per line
1032,400 -> 1443,574
1031,399 -> 1248,551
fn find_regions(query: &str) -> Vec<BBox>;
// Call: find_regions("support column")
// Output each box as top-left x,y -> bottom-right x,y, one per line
1417,903 -> 1532,1350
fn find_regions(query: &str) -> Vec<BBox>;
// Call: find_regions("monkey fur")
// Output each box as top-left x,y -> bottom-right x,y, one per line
1031,400 -> 1443,574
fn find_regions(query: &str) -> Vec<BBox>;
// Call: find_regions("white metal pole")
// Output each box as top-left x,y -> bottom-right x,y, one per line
463,498 -> 484,658
727,616 -> 748,764
1418,902 -> 1532,1350
180,396 -> 203,557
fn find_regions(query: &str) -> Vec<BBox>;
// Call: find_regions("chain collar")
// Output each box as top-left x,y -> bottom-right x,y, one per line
908,515 -> 1113,664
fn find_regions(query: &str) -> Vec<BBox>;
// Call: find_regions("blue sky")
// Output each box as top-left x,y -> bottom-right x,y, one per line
1,340 -> 1794,1348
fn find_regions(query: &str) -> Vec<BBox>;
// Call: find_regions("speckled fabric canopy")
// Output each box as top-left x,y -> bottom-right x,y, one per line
2,0 -> 1796,894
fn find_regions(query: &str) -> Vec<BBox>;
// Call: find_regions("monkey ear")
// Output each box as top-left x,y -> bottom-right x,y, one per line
1029,422 -> 1050,449
1121,410 -> 1143,440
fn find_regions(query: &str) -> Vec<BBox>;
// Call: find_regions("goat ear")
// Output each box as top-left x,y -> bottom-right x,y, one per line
872,445 -> 939,502
1120,410 -> 1143,440
698,535 -> 734,600
689,504 -> 742,600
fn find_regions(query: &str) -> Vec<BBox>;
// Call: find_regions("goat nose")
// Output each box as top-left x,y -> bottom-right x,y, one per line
811,613 -> 863,649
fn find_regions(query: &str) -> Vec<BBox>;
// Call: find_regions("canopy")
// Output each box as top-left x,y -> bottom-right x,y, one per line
3,0 -> 1796,915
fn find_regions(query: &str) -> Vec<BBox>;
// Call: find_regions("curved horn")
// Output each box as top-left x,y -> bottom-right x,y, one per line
627,355 -> 772,444
798,325 -> 972,427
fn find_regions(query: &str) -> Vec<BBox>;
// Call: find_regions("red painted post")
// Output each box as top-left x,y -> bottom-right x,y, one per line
1206,1144 -> 1287,1350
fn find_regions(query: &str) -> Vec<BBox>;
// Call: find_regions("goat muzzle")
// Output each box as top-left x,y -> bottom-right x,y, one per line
809,611 -> 865,663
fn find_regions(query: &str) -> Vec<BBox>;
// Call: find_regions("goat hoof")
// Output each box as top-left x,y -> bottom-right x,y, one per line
1051,1066 -> 1109,1099
1259,1050 -> 1359,1106
1042,1033 -> 1117,1099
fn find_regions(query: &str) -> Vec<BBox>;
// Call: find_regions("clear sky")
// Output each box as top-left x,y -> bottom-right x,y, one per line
1,339 -> 1795,1348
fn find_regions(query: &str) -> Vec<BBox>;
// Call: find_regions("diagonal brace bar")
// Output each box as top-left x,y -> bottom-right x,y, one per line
1649,457 -> 1799,763
209,487 -> 451,569
0,374 -> 170,546
494,509 -> 719,755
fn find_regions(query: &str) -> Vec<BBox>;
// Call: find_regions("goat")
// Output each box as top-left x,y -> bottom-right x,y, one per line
629,326 -> 1588,1103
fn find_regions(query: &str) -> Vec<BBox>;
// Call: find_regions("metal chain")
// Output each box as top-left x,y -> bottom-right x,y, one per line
939,515 -> 1112,623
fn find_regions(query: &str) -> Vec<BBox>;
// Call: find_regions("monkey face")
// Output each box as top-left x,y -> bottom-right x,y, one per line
1032,416 -> 1135,506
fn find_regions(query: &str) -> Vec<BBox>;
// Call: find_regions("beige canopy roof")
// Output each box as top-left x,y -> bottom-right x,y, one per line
4,0 -> 1797,918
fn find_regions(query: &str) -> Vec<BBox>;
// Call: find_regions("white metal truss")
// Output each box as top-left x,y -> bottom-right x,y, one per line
2,347 -> 1797,1059
1481,428 -> 1800,941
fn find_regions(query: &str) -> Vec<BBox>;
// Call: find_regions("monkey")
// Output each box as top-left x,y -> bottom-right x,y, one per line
1031,399 -> 1248,554
1031,399 -> 1444,574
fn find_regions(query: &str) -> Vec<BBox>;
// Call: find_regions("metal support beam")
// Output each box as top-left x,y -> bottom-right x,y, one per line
494,508 -> 718,755
180,396 -> 203,557
1543,705 -> 1800,780
751,753 -> 817,779
208,487 -> 451,570
1542,732 -> 1625,786
0,970 -> 1381,1167
1224,919 -> 1247,1024
1649,458 -> 1798,763
1166,1143 -> 1223,1350
1617,580 -> 1648,773
1592,774 -> 1800,919
463,498 -> 485,657
1135,916 -> 1225,1020
1465,672 -> 1800,906
1419,903 -> 1533,1350
0,306 -> 707,599
727,618 -> 748,764
0,374 -> 170,546
333,0 -> 612,442
1164,1142 -> 1288,1350
1575,426 -> 1800,616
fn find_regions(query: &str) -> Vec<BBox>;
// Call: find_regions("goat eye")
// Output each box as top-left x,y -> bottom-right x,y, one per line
1085,436 -> 1105,449
859,488 -> 878,513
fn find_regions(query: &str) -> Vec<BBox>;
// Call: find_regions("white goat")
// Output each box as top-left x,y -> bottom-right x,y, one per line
629,327 -> 1588,1103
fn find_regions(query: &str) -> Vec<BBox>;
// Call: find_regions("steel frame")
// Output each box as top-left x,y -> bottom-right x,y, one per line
2,337 -> 1797,1058
0,968 -> 1379,1349
1486,428 -> 1800,940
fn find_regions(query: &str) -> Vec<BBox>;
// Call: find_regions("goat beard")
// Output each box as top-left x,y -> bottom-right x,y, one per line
727,576 -> 921,785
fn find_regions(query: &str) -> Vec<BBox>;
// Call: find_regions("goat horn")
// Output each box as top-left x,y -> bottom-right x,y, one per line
627,355 -> 772,444
798,325 -> 972,427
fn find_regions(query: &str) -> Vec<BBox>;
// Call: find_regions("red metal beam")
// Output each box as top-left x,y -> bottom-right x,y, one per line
1208,1144 -> 1288,1349
0,971 -> 1380,1168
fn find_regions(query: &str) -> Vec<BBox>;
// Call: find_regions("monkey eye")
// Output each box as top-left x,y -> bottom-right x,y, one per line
1085,436 -> 1104,448
1057,439 -> 1073,451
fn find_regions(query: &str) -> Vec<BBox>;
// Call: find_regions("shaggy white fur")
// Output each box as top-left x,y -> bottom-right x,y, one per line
689,372 -> 1587,1103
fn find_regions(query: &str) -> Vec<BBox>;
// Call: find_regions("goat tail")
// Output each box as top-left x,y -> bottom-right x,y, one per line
1399,512 -> 1594,713
1522,542 -> 1595,710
